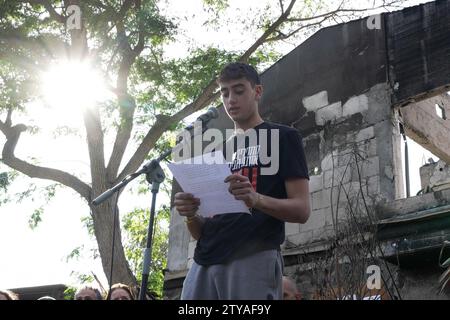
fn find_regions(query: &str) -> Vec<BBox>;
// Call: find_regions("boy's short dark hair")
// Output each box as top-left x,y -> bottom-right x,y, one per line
218,62 -> 261,87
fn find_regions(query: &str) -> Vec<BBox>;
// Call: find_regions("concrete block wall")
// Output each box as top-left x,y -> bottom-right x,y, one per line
187,240 -> 196,269
283,83 -> 401,250
420,160 -> 450,192
167,208 -> 191,272
169,209 -> 197,271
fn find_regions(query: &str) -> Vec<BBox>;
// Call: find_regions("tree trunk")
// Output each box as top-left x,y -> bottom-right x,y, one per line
89,196 -> 137,287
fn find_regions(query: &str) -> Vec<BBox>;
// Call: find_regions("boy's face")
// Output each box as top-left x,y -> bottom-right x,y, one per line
219,78 -> 262,123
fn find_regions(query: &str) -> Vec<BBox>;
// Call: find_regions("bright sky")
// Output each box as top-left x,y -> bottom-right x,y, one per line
0,0 -> 436,292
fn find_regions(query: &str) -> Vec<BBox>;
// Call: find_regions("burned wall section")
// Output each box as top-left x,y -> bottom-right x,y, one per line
387,0 -> 450,105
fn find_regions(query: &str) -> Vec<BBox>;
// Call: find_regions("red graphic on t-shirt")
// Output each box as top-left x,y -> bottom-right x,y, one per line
234,167 -> 258,192
251,167 -> 258,191
230,146 -> 260,191
242,167 -> 249,178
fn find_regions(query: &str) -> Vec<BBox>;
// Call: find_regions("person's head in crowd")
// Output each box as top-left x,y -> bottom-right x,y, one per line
0,289 -> 19,300
37,296 -> 56,300
106,283 -> 134,300
282,276 -> 302,300
75,286 -> 103,300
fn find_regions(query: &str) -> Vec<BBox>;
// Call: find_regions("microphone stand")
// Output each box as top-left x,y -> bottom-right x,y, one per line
92,122 -> 208,300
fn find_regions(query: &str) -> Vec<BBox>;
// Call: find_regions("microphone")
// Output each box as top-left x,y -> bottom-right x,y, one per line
185,107 -> 219,131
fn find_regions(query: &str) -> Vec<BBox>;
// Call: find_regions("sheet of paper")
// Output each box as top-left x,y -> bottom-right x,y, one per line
167,152 -> 250,217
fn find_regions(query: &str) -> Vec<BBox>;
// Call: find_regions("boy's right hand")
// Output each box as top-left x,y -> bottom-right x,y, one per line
174,192 -> 200,218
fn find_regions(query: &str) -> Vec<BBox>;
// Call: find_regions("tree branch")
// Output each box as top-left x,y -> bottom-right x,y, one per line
2,54 -> 43,74
239,0 -> 297,62
0,28 -> 69,68
116,0 -> 136,22
106,92 -> 136,181
0,119 -> 91,201
5,108 -> 13,128
266,16 -> 329,42
40,0 -> 66,24
114,0 -> 145,89
279,0 -> 285,14
114,2 -> 141,90
286,0 -> 401,23
106,2 -> 146,181
21,0 -> 66,24
63,0 -> 89,60
83,106 -> 106,189
115,113 -> 172,183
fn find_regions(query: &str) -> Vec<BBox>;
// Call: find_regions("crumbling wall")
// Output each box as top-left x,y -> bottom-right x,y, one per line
420,160 -> 450,192
386,0 -> 450,105
282,83 -> 402,249
401,94 -> 450,164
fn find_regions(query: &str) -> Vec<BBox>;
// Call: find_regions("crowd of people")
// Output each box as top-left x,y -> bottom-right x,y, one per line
0,283 -> 136,300
1,276 -> 303,300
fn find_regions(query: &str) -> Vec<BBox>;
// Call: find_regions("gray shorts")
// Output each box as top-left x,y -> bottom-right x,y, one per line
181,249 -> 283,300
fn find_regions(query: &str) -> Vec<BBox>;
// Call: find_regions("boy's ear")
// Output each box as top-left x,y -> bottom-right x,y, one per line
255,84 -> 263,100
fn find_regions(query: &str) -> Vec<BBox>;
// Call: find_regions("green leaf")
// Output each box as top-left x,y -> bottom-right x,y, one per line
0,172 -> 8,190
65,245 -> 84,263
76,273 -> 95,284
81,216 -> 95,237
122,206 -> 170,297
43,183 -> 58,203
15,183 -> 37,203
28,207 -> 43,230
63,286 -> 76,300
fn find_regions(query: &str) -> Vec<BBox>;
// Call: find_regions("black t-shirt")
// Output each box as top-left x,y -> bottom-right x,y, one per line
194,121 -> 309,266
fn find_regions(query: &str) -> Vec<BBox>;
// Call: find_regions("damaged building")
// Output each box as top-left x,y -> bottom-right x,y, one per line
165,0 -> 450,300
